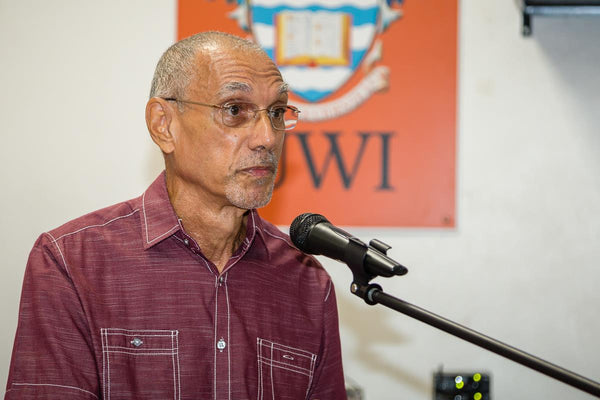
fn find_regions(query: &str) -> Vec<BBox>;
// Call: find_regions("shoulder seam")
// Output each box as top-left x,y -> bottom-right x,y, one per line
53,209 -> 140,242
44,232 -> 70,276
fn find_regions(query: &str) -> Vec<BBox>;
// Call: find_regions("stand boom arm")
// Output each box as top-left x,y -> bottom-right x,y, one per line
360,285 -> 600,398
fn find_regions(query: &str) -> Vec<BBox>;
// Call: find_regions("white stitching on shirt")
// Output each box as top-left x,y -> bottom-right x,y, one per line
248,212 -> 257,244
256,338 -> 317,398
10,383 -> 99,399
104,345 -> 174,351
104,333 -> 175,336
142,190 -> 179,244
256,359 -> 312,377
108,331 -> 112,400
307,353 -> 317,398
176,331 -> 181,400
200,257 -> 213,274
53,209 -> 140,242
105,329 -> 111,400
224,245 -> 244,269
324,280 -> 333,303
44,232 -> 70,277
259,346 -> 314,360
224,273 -> 231,400
101,329 -> 105,399
171,332 -> 176,400
147,224 -> 179,245
263,229 -> 288,242
213,275 -> 218,400
259,340 -> 316,358
45,209 -> 141,276
102,328 -> 180,399
270,342 -> 275,400
102,350 -> 176,356
257,338 -> 263,400
104,333 -> 174,337
104,329 -> 175,335
171,235 -> 185,245
229,253 -> 242,261
256,355 -> 313,374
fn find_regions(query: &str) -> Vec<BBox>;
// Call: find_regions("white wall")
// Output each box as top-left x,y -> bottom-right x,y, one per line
1,1 -> 599,399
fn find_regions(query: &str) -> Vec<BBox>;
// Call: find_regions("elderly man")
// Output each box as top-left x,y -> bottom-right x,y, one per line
5,32 -> 346,399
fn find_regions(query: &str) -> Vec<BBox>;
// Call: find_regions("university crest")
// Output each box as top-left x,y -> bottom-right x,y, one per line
229,0 -> 404,121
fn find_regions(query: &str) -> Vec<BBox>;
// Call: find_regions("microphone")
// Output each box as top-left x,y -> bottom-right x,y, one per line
290,213 -> 408,278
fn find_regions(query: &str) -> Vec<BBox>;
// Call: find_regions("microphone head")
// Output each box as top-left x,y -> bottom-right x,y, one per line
290,213 -> 329,252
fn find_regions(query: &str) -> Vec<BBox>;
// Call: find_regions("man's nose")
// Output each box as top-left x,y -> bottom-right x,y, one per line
248,110 -> 278,150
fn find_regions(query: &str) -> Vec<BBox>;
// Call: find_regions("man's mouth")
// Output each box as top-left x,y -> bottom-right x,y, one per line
240,164 -> 276,177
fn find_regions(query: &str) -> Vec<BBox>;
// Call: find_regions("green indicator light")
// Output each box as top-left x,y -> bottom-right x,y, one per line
474,392 -> 482,400
456,381 -> 464,390
473,373 -> 482,382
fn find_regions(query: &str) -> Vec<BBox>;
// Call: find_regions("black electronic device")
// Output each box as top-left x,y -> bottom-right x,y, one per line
521,0 -> 600,35
434,370 -> 491,400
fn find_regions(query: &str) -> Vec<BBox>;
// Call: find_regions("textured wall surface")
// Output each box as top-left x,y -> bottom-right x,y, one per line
1,1 -> 599,398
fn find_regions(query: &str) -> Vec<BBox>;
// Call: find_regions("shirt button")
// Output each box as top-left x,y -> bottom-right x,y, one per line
183,238 -> 190,246
130,338 -> 143,347
217,338 -> 226,352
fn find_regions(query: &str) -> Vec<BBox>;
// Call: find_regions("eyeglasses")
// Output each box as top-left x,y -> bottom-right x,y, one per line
163,98 -> 300,131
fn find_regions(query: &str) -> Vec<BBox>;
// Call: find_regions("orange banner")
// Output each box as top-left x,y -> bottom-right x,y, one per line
178,0 -> 457,227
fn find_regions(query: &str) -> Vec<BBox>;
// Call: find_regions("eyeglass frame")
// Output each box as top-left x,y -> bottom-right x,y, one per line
162,97 -> 300,131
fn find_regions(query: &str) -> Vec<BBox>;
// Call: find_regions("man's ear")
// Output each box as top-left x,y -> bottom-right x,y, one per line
146,97 -> 176,154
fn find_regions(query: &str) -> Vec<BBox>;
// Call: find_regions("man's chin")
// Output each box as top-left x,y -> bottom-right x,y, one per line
226,187 -> 274,210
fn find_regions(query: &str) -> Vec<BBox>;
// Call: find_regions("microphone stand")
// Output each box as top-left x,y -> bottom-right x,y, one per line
343,238 -> 600,398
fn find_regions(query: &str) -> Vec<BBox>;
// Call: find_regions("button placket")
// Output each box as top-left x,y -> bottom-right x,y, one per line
214,272 -> 231,398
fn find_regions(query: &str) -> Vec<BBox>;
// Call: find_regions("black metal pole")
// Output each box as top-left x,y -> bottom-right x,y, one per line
367,287 -> 600,398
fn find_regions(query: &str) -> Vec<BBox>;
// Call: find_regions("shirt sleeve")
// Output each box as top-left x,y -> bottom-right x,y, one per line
307,281 -> 347,400
5,234 -> 99,400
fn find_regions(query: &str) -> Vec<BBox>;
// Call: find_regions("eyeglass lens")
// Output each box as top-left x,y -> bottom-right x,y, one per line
221,103 -> 298,131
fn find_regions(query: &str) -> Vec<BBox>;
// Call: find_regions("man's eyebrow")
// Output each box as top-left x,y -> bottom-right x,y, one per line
216,81 -> 289,99
217,81 -> 252,98
279,82 -> 289,95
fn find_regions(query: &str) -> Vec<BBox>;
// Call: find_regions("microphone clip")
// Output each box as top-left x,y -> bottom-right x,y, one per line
344,237 -> 407,305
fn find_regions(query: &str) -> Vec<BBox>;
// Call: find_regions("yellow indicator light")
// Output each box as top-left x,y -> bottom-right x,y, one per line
474,392 -> 482,400
473,373 -> 482,382
456,381 -> 464,390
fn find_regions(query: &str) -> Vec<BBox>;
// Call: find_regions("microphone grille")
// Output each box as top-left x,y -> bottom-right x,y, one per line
289,213 -> 329,251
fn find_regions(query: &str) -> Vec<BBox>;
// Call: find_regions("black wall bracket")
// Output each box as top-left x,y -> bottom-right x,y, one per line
522,1 -> 600,36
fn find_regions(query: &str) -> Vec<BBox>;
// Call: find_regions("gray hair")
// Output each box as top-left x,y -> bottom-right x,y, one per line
149,31 -> 268,100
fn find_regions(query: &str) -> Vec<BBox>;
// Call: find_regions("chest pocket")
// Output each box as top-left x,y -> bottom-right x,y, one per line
101,328 -> 180,400
257,338 -> 317,400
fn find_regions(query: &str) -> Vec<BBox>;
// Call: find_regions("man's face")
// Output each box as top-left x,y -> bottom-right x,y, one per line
169,47 -> 287,210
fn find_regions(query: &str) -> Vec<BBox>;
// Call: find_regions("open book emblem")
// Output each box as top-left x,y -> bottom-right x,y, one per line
230,0 -> 404,121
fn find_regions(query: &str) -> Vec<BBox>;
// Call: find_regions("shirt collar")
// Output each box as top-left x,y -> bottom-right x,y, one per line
141,172 -> 180,250
247,208 -> 270,259
140,171 -> 270,258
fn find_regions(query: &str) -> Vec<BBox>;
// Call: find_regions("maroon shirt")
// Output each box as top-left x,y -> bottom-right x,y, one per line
6,173 -> 346,400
